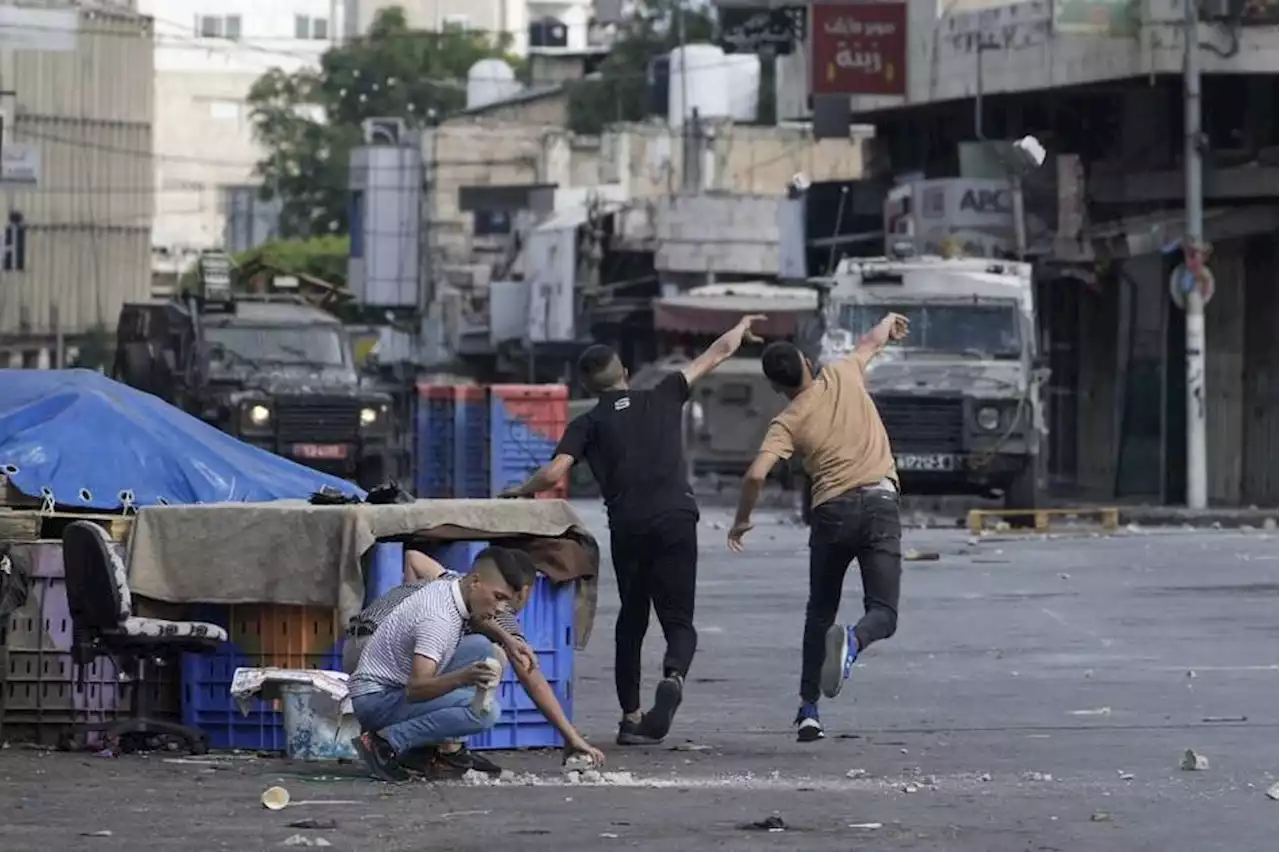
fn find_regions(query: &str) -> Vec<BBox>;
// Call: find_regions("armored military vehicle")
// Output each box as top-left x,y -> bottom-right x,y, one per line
113,251 -> 402,488
799,255 -> 1047,513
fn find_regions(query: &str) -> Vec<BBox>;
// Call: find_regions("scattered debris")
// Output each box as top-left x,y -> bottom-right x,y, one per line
671,742 -> 711,752
845,768 -> 867,779
1267,782 -> 1278,801
1201,715 -> 1246,723
1186,670 -> 1197,679
440,810 -> 490,820
899,748 -> 909,755
1090,812 -> 1111,823
1180,750 -> 1209,771
463,769 -> 492,786
563,770 -> 581,785
904,549 -> 940,562
582,770 -> 603,784
599,833 -> 619,839
563,752 -> 597,771
979,773 -> 992,782
901,783 -> 919,793
281,836 -> 332,847
1125,523 -> 1142,533
740,815 -> 787,832
1118,771 -> 1134,781
1263,518 -> 1277,532
848,822 -> 883,830
1070,707 -> 1112,717
1022,772 -> 1054,782
1058,573 -> 1071,580
1083,669 -> 1094,679
80,831 -> 113,838
262,786 -> 291,810
285,819 -> 337,830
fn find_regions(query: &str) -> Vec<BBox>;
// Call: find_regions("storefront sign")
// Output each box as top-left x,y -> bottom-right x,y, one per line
810,1 -> 908,97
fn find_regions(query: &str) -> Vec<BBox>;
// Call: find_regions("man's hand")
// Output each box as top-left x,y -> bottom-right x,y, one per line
456,661 -> 501,688
728,314 -> 767,349
497,486 -> 526,499
882,312 -> 910,341
727,520 -> 753,553
566,739 -> 606,768
503,637 -> 537,674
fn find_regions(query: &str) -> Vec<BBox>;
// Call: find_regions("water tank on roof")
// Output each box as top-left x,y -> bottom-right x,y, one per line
667,43 -> 729,128
466,59 -> 519,111
725,53 -> 761,124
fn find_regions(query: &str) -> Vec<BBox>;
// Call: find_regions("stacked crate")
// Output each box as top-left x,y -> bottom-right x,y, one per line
413,384 -> 569,499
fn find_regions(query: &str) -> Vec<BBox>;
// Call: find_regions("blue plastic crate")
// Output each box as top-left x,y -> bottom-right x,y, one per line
365,542 -> 405,604
488,385 -> 568,497
452,388 -> 490,498
180,604 -> 343,752
415,387 -> 456,498
427,540 -> 489,574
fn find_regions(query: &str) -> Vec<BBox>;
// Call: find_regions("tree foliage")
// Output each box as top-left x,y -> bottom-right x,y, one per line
247,7 -> 515,238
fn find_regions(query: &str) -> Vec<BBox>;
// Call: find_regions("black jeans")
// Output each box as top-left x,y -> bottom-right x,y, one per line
609,512 -> 699,714
800,486 -> 902,704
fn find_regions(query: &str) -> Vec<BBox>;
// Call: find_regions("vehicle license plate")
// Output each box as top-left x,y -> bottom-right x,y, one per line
895,453 -> 961,472
294,443 -> 349,460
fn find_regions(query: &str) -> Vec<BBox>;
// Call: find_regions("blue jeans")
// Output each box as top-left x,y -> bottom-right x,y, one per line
350,634 -> 502,755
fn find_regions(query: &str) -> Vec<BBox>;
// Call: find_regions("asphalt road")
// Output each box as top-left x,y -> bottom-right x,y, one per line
1,503 -> 1276,851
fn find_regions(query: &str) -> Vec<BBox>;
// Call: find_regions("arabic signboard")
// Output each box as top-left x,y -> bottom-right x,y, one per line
719,7 -> 805,56
810,1 -> 908,97
1,143 -> 40,186
1052,0 -> 1139,36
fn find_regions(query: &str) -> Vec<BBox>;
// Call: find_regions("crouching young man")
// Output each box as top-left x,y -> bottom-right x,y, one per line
344,547 -> 605,772
347,546 -> 536,782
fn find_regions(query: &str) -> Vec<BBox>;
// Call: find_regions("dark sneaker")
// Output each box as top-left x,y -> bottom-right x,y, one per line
395,747 -> 436,775
638,675 -> 684,741
351,732 -> 411,782
616,717 -> 662,746
439,745 -> 503,776
795,702 -> 825,743
820,624 -> 858,699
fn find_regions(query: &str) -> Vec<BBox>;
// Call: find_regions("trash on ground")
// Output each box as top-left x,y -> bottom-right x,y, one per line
1201,715 -> 1246,723
1180,750 -> 1209,771
848,822 -> 883,829
1118,771 -> 1134,781
901,783 -> 919,793
845,768 -> 867,779
599,833 -> 619,839
262,786 -> 291,810
80,831 -> 113,838
1267,782 -> 1278,801
1070,707 -> 1112,716
904,549 -> 940,561
564,751 -> 599,770
281,836 -> 332,847
1023,771 -> 1053,782
286,819 -> 337,830
1090,811 -> 1112,822
740,815 -> 786,832
672,742 -> 711,752
441,810 -> 491,819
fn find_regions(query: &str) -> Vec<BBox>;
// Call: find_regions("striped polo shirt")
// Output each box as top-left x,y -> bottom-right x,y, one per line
347,571 -> 525,641
347,578 -> 469,698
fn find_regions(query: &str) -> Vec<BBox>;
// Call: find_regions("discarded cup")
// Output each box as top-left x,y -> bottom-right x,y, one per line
262,786 -> 291,810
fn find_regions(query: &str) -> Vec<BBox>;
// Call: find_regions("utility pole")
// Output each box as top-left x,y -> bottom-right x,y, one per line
1183,0 -> 1208,509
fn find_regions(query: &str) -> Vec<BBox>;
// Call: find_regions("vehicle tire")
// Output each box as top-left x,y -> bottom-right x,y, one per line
1003,459 -> 1040,527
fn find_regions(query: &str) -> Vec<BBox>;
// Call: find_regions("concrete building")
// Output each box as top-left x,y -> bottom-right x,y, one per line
761,0 -> 1278,506
0,3 -> 154,367
345,0 -> 603,55
137,0 -> 338,286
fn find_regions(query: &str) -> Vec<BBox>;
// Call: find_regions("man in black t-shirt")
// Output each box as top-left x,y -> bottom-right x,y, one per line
500,315 -> 765,745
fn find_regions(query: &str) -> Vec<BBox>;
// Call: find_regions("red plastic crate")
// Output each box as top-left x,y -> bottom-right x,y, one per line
488,385 -> 569,498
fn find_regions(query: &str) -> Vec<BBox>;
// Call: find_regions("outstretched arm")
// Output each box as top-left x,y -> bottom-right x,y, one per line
728,421 -> 794,552
679,314 -> 767,386
851,312 -> 910,365
498,453 -> 575,499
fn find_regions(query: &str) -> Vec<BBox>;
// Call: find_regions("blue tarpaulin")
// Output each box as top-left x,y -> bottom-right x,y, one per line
0,369 -> 364,510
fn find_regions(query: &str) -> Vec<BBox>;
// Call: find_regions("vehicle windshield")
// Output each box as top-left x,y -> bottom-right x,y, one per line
203,324 -> 348,368
838,303 -> 1022,358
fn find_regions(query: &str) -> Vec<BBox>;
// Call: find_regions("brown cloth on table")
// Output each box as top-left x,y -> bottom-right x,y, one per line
125,499 -> 600,649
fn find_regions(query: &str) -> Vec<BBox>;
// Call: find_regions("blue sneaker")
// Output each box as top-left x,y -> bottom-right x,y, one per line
820,624 -> 858,699
794,701 -> 824,742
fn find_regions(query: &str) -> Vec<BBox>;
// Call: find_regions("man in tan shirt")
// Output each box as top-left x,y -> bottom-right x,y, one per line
728,312 -> 909,743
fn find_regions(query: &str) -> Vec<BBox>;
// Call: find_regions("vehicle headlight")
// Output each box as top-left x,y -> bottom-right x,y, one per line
360,407 -> 379,426
248,404 -> 271,426
360,405 -> 389,432
976,406 -> 1000,431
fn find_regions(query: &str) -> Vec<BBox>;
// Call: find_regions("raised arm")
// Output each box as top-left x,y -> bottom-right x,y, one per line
679,314 -> 767,386
851,312 -> 910,365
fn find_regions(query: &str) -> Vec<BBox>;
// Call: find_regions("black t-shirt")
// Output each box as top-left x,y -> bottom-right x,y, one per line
554,372 -> 698,530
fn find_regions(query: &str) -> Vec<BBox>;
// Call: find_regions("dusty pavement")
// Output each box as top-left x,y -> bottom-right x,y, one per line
1,503 -> 1277,852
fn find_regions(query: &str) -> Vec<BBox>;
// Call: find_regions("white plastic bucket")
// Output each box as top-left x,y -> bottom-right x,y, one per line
279,683 -> 361,761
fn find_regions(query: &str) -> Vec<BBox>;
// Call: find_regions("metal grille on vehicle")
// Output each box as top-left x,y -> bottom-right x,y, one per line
873,395 -> 965,453
275,397 -> 361,444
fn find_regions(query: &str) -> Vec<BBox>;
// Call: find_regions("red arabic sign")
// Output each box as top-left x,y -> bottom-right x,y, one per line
810,2 -> 908,97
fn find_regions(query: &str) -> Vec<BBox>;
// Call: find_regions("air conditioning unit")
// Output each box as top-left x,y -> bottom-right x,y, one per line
362,117 -> 407,145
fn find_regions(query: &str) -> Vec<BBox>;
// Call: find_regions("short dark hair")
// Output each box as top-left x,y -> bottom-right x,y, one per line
577,344 -> 624,394
761,341 -> 806,389
474,546 -> 536,592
